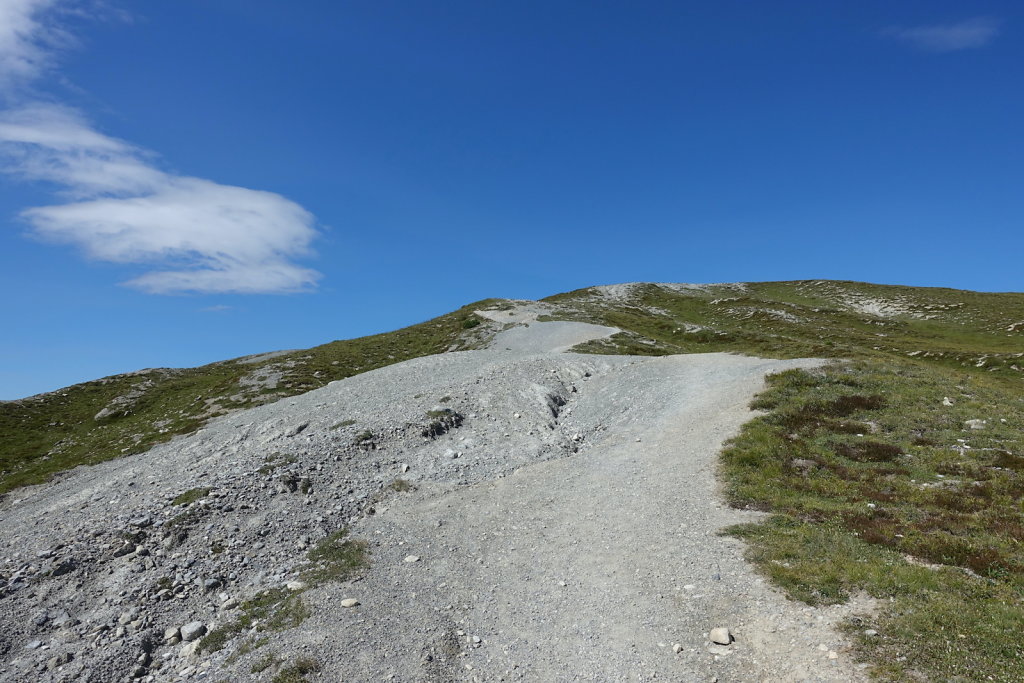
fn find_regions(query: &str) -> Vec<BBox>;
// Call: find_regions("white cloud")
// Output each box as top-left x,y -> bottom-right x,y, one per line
884,17 -> 1000,52
0,2 -> 323,295
0,0 -> 62,87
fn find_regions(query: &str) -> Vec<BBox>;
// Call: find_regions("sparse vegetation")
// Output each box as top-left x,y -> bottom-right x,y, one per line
171,487 -> 211,506
272,656 -> 320,683
422,408 -> 463,438
331,419 -> 356,429
224,636 -> 269,665
250,652 -> 278,673
302,528 -> 369,585
166,506 -> 205,529
258,452 -> 297,474
198,587 -> 311,654
200,529 -> 367,657
389,478 -> 415,492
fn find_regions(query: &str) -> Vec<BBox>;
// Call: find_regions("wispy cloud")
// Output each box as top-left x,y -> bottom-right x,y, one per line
0,0 -> 63,88
0,1 -> 323,294
883,17 -> 1000,52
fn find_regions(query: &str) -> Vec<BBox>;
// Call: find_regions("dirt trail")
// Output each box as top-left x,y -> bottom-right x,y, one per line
302,352 -> 870,682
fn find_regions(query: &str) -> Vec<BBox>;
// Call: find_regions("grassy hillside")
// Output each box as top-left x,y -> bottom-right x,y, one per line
544,280 -> 1024,375
4,279 -> 1023,678
0,301 -> 494,494
542,280 -> 1024,681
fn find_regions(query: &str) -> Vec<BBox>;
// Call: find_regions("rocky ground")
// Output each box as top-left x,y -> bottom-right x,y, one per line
0,314 -> 874,682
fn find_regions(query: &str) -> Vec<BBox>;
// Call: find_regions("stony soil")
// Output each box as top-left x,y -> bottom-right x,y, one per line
0,316 -> 872,682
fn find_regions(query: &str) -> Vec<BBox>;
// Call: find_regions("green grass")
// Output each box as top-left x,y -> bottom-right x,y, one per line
0,299 -> 499,494
546,281 -> 1024,376
721,360 -> 1024,680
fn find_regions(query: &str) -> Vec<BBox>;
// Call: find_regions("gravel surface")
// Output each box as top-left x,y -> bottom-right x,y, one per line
489,320 -> 621,354
0,317 -> 871,682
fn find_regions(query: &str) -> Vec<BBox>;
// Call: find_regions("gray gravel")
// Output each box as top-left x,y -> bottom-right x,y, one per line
489,320 -> 619,354
0,316 -> 871,682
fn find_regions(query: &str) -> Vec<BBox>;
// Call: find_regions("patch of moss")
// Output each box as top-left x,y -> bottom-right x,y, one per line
171,487 -> 211,506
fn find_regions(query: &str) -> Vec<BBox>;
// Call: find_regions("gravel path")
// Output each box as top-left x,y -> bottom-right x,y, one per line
310,353 -> 870,682
0,318 -> 871,682
489,320 -> 621,354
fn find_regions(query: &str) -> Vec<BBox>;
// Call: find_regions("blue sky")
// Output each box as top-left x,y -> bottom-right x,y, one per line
0,1 -> 1021,399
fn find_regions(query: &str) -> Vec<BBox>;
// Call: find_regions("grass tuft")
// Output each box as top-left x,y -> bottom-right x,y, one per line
302,528 -> 369,585
272,656 -> 320,683
171,487 -> 211,506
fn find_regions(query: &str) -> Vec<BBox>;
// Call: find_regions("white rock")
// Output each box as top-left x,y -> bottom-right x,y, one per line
286,580 -> 307,591
340,598 -> 360,608
180,640 -> 201,659
709,627 -> 731,645
179,622 -> 206,642
965,419 -> 987,430
672,643 -> 683,654
404,555 -> 421,563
